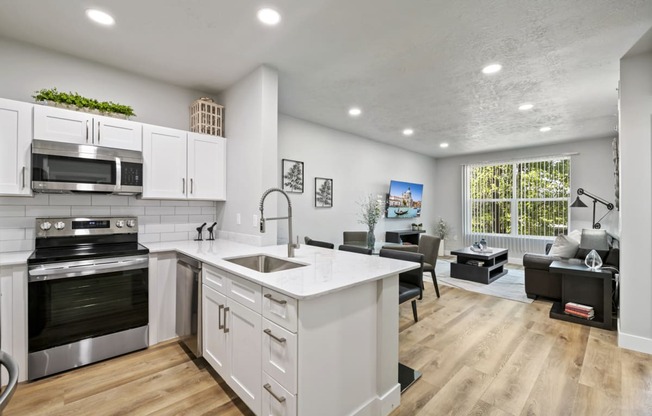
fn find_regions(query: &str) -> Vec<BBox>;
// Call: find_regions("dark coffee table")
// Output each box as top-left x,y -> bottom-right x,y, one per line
450,247 -> 508,284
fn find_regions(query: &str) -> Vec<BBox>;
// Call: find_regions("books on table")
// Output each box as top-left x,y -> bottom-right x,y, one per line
564,302 -> 594,320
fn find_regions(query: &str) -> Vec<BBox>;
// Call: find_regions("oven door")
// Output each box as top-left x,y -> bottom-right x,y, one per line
27,255 -> 149,378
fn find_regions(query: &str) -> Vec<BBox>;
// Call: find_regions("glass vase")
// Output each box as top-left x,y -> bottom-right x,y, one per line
585,249 -> 603,270
367,228 -> 376,250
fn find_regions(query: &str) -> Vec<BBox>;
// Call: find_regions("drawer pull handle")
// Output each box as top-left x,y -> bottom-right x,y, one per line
218,304 -> 224,330
264,328 -> 286,343
263,383 -> 286,403
22,166 -> 26,189
223,307 -> 230,333
264,293 -> 287,305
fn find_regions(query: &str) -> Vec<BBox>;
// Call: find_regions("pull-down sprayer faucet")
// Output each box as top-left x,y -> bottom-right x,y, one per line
259,188 -> 299,257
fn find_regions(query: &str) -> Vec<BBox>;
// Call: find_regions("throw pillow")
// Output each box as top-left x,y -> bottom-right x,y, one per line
576,229 -> 610,261
548,234 -> 580,258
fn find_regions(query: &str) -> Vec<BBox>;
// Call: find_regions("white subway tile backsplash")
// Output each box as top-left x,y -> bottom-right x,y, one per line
0,206 -> 26,217
189,200 -> 215,207
160,232 -> 189,242
138,215 -> 161,225
161,215 -> 187,224
71,206 -> 111,216
139,234 -> 161,244
0,240 -> 33,252
145,223 -> 176,234
201,207 -> 216,215
161,200 -> 188,207
25,206 -> 71,217
110,206 -> 146,216
91,195 -> 129,206
145,207 -> 175,216
0,217 -> 34,229
129,198 -> 161,207
0,194 -> 48,205
189,215 -> 215,223
0,229 -> 25,241
175,206 -> 201,215
49,194 -> 91,206
174,223 -> 196,233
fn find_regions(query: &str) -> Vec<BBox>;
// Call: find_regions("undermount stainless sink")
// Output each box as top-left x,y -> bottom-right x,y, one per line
225,254 -> 306,273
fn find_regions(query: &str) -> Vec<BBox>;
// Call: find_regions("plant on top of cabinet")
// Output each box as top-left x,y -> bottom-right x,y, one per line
33,88 -> 136,118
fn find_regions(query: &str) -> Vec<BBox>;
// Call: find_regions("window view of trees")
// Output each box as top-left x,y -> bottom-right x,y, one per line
468,158 -> 570,237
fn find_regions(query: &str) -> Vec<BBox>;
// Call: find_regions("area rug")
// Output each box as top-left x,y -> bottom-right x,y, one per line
434,259 -> 533,304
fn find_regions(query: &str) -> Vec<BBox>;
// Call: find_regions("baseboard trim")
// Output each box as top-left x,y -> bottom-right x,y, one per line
618,321 -> 652,354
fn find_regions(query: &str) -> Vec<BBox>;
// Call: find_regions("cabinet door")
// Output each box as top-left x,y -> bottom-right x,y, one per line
187,132 -> 226,201
94,115 -> 142,151
202,285 -> 228,373
33,105 -> 91,144
226,299 -> 262,415
142,125 -> 187,199
262,319 -> 297,394
0,98 -> 32,196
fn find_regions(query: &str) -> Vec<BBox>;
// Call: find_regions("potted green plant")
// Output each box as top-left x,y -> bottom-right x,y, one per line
33,88 -> 136,119
358,194 -> 382,249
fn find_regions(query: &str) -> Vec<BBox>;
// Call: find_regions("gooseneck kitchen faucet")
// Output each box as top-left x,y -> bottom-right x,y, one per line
259,188 -> 299,258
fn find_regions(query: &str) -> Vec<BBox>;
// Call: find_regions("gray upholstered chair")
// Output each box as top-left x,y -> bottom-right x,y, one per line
379,249 -> 424,322
304,236 -> 335,249
338,244 -> 372,255
343,231 -> 368,246
417,235 -> 441,298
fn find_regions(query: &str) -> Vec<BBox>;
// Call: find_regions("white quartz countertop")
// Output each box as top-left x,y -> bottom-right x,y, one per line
0,251 -> 32,267
145,239 -> 418,300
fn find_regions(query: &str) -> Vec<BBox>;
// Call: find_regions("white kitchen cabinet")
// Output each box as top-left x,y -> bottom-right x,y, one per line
0,98 -> 32,196
143,126 -> 227,201
148,253 -> 178,346
203,285 -> 228,373
33,105 -> 142,151
262,319 -> 297,394
262,373 -> 297,416
0,265 -> 28,384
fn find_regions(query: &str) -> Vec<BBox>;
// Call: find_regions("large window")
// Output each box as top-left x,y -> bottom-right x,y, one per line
465,157 -> 570,237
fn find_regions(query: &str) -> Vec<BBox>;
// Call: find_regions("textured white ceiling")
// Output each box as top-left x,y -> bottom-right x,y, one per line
0,0 -> 650,157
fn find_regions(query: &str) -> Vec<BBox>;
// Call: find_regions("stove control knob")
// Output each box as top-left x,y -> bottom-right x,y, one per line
116,220 -> 125,228
54,221 -> 65,230
126,219 -> 136,228
40,221 -> 52,231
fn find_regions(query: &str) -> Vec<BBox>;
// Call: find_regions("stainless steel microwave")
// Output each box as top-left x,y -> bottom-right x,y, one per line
31,139 -> 143,195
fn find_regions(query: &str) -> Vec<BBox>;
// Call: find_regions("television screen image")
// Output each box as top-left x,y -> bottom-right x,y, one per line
386,180 -> 423,218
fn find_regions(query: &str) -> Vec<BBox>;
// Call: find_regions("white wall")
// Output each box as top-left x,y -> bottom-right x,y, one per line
435,137 -> 618,258
278,115 -> 438,246
618,40 -> 652,354
0,37 -> 212,130
217,66 -> 279,246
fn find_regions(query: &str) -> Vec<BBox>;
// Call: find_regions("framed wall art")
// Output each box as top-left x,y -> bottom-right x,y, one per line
282,159 -> 304,193
315,177 -> 333,207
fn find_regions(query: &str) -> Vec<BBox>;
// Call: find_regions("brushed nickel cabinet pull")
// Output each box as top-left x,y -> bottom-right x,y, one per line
85,120 -> 89,142
190,178 -> 194,194
264,293 -> 287,305
263,383 -> 286,403
182,178 -> 186,194
218,304 -> 224,330
264,328 -> 286,343
21,166 -> 25,189
97,121 -> 101,143
223,307 -> 230,333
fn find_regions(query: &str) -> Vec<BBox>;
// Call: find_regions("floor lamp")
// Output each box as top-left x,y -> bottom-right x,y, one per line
570,188 -> 614,229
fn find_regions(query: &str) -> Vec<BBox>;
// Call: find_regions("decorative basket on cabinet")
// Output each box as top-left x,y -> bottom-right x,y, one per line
190,97 -> 223,137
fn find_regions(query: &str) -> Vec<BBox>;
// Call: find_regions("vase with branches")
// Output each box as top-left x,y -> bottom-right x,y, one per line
358,194 -> 382,249
436,217 -> 451,255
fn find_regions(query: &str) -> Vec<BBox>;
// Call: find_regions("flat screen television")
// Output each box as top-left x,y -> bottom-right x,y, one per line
386,180 -> 423,218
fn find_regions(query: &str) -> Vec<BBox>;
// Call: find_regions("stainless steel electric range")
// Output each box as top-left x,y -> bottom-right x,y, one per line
26,216 -> 149,380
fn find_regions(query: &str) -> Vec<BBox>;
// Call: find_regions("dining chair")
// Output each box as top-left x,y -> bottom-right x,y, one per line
417,235 -> 441,298
379,249 -> 424,322
338,244 -> 372,255
342,231 -> 368,246
0,350 -> 18,413
304,236 -> 335,249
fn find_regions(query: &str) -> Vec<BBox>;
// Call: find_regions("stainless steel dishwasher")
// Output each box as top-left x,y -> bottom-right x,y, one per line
176,254 -> 202,357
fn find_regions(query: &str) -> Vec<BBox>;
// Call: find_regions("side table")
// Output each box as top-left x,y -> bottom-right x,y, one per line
549,260 -> 615,330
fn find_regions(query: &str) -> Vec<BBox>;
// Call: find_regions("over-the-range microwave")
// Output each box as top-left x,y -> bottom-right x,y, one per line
31,139 -> 143,195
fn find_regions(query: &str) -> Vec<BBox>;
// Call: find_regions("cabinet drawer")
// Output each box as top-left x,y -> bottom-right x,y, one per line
262,319 -> 297,394
203,264 -> 227,295
226,272 -> 262,314
262,372 -> 297,416
262,287 -> 298,333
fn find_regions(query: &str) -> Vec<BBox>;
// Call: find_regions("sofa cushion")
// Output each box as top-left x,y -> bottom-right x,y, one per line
576,229 -> 610,260
548,234 -> 580,258
523,253 -> 561,271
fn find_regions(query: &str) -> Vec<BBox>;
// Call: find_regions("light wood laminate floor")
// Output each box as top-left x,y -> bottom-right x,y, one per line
5,282 -> 652,416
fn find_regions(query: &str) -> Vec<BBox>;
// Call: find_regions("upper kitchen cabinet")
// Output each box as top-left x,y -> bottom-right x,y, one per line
33,105 -> 142,151
142,126 -> 227,201
0,98 -> 32,196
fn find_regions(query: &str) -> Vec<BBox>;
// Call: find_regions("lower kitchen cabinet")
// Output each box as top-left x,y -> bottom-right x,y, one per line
262,373 -> 296,416
0,264 -> 28,384
202,285 -> 227,372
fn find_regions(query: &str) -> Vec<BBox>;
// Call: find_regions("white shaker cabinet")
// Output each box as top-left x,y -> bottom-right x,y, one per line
0,98 -> 32,196
202,285 -> 228,373
33,105 -> 142,151
143,127 -> 227,201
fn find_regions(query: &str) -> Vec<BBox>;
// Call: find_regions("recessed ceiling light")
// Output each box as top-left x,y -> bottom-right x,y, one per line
519,103 -> 534,111
540,126 -> 552,132
257,8 -> 281,25
482,64 -> 502,74
402,129 -> 414,136
440,143 -> 449,148
85,9 -> 115,26
348,107 -> 362,117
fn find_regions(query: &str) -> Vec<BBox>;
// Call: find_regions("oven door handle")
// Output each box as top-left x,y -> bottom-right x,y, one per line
28,256 -> 149,282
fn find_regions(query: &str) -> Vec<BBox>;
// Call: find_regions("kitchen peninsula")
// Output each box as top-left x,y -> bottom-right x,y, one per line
147,239 -> 417,416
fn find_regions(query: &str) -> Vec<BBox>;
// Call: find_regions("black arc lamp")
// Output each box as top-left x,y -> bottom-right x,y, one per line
570,188 -> 614,229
